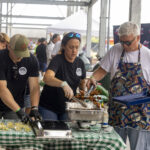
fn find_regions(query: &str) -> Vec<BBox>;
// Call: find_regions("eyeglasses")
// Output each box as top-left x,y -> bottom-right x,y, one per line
68,33 -> 81,38
12,64 -> 18,80
120,37 -> 136,46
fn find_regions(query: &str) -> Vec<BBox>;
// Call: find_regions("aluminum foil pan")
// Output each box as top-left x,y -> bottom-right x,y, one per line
66,108 -> 104,121
66,102 -> 98,110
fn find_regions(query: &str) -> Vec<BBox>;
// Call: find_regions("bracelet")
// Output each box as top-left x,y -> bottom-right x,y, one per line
16,108 -> 21,112
60,81 -> 68,88
31,106 -> 38,110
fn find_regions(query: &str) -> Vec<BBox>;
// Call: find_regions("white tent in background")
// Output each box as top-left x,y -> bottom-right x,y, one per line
47,10 -> 99,37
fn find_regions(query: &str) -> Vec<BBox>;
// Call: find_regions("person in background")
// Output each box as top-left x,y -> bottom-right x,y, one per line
0,34 -> 41,123
34,38 -> 41,55
51,32 -> 67,58
87,22 -> 150,150
51,40 -> 61,57
0,33 -> 10,50
46,34 -> 61,66
36,37 -> 47,78
79,51 -> 91,71
39,32 -> 86,121
28,40 -> 36,55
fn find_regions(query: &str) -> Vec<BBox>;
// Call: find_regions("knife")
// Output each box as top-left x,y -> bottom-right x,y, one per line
72,97 -> 87,108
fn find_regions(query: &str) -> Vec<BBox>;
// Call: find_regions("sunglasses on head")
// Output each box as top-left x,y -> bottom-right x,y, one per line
68,33 -> 81,38
120,37 -> 136,46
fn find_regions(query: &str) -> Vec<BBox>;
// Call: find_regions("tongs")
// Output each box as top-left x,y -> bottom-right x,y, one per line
85,85 -> 95,97
29,120 -> 44,137
72,96 -> 87,108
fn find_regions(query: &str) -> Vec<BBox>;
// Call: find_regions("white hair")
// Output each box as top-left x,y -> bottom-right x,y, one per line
118,22 -> 140,37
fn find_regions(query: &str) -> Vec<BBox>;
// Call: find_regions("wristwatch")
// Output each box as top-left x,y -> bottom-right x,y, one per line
61,81 -> 68,88
31,106 -> 38,110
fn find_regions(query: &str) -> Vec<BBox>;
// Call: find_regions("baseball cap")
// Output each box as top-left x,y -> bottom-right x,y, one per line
9,34 -> 30,58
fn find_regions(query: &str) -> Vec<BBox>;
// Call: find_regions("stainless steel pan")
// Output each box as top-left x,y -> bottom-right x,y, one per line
71,97 -> 87,108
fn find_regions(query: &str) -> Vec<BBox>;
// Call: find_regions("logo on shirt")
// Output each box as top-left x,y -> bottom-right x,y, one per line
19,67 -> 27,75
76,68 -> 82,76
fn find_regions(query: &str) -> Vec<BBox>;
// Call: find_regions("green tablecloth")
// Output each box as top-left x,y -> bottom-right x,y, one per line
0,123 -> 126,150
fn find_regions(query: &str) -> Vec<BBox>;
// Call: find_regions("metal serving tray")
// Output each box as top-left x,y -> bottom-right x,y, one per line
66,102 -> 98,110
67,108 -> 104,121
39,129 -> 72,139
36,120 -> 72,139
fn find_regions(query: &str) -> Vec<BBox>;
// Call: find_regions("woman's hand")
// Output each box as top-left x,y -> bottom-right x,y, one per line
61,81 -> 74,99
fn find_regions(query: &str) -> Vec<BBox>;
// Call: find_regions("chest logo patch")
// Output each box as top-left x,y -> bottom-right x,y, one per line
76,68 -> 82,76
19,67 -> 27,75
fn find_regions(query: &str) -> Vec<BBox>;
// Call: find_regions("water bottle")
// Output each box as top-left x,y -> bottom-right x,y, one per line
102,105 -> 108,128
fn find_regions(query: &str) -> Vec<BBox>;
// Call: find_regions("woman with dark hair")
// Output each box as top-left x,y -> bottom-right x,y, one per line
39,32 -> 86,121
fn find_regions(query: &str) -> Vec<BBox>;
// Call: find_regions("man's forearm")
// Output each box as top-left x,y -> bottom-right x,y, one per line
0,88 -> 20,112
30,87 -> 40,107
92,66 -> 107,81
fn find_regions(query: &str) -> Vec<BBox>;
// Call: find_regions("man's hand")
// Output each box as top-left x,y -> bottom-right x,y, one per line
86,76 -> 97,90
29,107 -> 42,121
16,109 -> 31,124
61,81 -> 74,99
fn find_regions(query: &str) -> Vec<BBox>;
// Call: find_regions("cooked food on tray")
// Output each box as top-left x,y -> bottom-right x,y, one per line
0,121 -> 31,132
68,85 -> 109,109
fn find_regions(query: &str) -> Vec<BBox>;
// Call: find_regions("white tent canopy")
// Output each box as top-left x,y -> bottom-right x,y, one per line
47,10 -> 99,37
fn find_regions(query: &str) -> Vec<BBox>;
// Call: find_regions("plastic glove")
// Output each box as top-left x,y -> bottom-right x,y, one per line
61,82 -> 74,100
16,109 -> 30,124
29,107 -> 42,121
